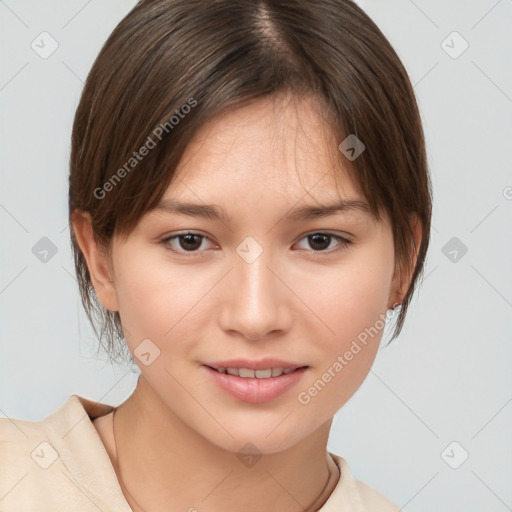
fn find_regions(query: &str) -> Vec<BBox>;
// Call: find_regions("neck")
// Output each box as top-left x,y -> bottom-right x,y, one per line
111,375 -> 339,512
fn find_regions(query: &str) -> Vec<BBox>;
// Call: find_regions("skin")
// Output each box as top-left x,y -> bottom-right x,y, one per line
73,92 -> 421,512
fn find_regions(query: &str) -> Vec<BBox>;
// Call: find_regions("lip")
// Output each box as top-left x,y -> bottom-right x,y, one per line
202,363 -> 309,404
204,358 -> 306,371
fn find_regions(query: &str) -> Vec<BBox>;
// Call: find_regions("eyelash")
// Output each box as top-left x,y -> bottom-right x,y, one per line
160,231 -> 352,257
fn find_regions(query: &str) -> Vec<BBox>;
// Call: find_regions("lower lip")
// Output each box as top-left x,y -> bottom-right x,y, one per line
203,365 -> 308,404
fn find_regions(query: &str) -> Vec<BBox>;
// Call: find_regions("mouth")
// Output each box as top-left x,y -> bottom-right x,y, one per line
202,362 -> 309,403
205,365 -> 309,379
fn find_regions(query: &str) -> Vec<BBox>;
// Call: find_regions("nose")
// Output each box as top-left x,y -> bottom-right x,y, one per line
218,244 -> 293,341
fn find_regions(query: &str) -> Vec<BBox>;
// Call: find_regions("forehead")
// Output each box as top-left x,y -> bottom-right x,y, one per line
170,92 -> 362,200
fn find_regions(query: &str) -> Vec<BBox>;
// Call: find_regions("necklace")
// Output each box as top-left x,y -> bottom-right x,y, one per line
112,407 -> 148,512
304,454 -> 340,512
112,407 -> 340,512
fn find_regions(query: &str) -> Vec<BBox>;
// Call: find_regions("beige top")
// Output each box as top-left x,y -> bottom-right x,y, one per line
0,394 -> 400,511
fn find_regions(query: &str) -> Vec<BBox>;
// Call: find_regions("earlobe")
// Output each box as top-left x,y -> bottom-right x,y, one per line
388,213 -> 422,309
408,212 -> 423,275
71,210 -> 120,312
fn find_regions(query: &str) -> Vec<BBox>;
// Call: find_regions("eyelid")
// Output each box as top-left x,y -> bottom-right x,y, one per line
293,232 -> 353,255
293,230 -> 354,245
160,231 -> 218,254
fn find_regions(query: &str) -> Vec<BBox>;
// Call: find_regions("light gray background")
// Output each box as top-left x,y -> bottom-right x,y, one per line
1,1 -> 511,510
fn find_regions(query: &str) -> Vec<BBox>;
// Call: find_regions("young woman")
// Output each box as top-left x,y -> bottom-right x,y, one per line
0,1 -> 432,510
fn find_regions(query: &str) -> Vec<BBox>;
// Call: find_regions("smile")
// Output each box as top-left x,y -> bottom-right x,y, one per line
203,365 -> 309,403
210,367 -> 305,378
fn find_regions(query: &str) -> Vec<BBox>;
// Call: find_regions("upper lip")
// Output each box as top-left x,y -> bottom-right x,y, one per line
204,358 -> 308,371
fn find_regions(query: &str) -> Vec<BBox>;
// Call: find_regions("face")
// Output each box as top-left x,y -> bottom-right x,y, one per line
88,94 -> 404,454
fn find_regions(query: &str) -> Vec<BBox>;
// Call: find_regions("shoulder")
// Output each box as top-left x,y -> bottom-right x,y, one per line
0,395 -> 129,512
0,406 -> 60,486
0,397 -> 79,510
354,479 -> 402,511
326,453 -> 401,512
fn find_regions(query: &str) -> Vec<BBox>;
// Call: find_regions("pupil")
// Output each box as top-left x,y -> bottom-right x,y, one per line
310,234 -> 330,251
181,234 -> 201,251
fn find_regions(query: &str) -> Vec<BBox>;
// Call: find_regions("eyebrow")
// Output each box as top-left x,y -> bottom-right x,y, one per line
153,198 -> 372,223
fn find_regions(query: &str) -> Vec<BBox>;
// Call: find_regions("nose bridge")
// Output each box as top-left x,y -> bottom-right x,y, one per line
236,247 -> 274,303
236,237 -> 278,308
221,236 -> 288,339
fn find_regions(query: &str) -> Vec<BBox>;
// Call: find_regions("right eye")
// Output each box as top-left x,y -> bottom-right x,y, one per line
160,232 -> 217,254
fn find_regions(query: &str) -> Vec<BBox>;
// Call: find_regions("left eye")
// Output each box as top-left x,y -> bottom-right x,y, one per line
295,233 -> 351,252
161,232 -> 352,255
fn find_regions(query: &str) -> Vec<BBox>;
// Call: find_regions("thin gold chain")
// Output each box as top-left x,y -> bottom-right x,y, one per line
112,407 -> 339,512
113,407 -> 148,512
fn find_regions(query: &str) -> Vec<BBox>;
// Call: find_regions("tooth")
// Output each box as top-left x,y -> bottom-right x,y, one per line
221,367 -> 297,378
239,368 -> 255,378
255,369 -> 272,379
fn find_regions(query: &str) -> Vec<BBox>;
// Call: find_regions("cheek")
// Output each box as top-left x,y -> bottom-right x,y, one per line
303,237 -> 394,402
113,250 -> 210,349
318,240 -> 394,339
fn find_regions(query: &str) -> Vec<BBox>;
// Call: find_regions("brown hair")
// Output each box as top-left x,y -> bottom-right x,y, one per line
69,0 -> 432,365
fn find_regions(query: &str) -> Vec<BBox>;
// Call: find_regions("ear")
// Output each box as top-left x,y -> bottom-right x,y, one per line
388,213 -> 422,309
71,210 -> 120,312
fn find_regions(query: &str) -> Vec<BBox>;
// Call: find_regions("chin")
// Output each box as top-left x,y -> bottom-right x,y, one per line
199,418 -> 317,458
